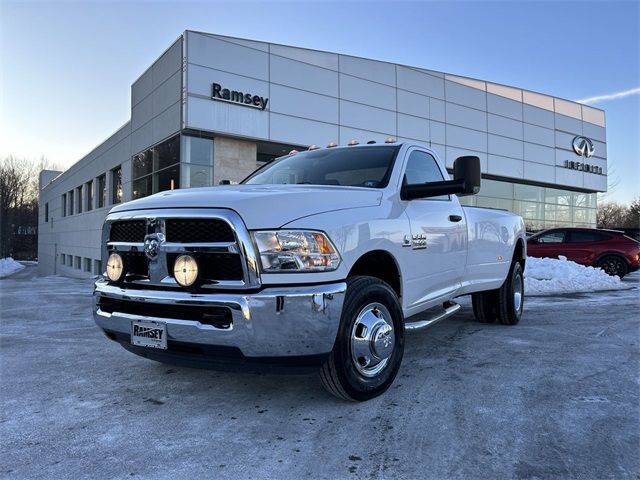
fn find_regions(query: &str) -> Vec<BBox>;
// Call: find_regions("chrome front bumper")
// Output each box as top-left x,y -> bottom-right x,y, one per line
93,279 -> 346,359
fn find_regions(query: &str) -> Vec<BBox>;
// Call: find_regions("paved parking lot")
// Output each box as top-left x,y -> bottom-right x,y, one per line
1,265 -> 639,479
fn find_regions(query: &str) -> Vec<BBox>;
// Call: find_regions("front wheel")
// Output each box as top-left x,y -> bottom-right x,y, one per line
597,255 -> 627,278
320,276 -> 405,401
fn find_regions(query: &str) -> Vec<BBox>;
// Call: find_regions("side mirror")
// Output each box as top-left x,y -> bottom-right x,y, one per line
401,156 -> 481,200
453,156 -> 481,196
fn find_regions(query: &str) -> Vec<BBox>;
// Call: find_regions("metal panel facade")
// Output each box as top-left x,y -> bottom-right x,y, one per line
184,31 -> 607,191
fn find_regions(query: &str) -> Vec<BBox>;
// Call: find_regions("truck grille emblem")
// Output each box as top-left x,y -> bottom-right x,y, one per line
144,234 -> 164,260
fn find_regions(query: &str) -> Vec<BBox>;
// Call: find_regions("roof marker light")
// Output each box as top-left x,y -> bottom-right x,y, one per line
348,139 -> 359,146
327,142 -> 338,148
385,137 -> 396,144
308,145 -> 319,151
289,149 -> 299,155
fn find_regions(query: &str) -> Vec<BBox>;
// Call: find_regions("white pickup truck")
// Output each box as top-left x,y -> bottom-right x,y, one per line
94,141 -> 526,401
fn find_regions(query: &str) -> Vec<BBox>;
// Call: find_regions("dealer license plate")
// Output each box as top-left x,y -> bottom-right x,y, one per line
131,320 -> 167,349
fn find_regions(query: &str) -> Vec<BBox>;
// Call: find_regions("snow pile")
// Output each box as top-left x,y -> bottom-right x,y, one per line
0,258 -> 25,278
524,255 -> 629,296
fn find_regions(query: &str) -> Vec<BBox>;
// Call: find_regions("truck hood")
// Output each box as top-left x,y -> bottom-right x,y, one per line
109,184 -> 383,229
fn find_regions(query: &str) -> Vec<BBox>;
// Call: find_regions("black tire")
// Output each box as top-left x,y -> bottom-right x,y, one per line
597,255 -> 628,278
472,290 -> 498,323
319,276 -> 405,401
496,261 -> 524,325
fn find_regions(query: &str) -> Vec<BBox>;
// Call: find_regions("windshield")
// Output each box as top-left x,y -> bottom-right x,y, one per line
242,146 -> 401,188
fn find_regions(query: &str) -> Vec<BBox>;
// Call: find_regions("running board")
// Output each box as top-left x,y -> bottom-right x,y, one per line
404,302 -> 461,331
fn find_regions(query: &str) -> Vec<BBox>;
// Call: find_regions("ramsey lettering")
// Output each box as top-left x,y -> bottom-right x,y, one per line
212,83 -> 269,110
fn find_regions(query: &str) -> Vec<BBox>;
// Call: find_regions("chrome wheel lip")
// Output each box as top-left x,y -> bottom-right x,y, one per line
350,302 -> 395,378
513,271 -> 523,313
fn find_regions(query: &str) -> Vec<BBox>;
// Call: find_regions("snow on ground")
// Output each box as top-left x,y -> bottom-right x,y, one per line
0,258 -> 25,278
525,255 -> 630,296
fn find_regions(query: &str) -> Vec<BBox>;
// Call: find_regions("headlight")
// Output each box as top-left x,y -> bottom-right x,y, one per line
252,230 -> 341,272
106,253 -> 124,282
173,254 -> 199,287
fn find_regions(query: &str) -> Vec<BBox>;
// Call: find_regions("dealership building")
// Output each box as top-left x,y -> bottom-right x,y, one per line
38,30 -> 607,277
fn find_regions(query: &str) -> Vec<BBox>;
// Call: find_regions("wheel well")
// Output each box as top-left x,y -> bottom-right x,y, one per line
514,238 -> 526,269
596,252 -> 630,266
348,250 -> 401,297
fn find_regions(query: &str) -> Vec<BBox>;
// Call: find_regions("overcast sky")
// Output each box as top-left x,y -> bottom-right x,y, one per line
1,0 -> 638,202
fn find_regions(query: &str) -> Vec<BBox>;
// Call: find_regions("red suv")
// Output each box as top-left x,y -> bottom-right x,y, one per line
527,228 -> 640,278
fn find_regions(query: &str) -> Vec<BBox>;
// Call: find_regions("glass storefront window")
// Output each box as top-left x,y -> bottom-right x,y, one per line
469,178 -> 596,231
481,179 -> 513,199
476,196 -> 513,211
513,200 -> 544,221
154,136 -> 180,171
181,164 -> 213,188
132,176 -> 152,200
545,188 -> 572,206
132,135 -> 181,199
155,165 -> 180,193
514,184 -> 544,203
132,150 -> 153,178
183,136 -> 213,165
573,192 -> 596,208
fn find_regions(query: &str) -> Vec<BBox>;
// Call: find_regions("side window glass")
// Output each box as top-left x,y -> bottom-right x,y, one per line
404,150 -> 448,200
537,231 -> 565,243
569,231 -> 608,243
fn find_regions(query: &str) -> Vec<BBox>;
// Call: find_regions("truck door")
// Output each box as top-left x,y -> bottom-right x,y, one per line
400,148 -> 467,311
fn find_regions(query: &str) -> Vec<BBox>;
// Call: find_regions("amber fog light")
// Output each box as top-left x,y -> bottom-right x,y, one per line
173,254 -> 199,287
106,253 -> 124,282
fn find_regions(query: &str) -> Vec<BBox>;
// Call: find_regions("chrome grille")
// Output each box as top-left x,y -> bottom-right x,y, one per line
103,209 -> 260,290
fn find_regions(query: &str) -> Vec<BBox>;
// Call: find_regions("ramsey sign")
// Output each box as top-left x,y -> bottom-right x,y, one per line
211,83 -> 269,110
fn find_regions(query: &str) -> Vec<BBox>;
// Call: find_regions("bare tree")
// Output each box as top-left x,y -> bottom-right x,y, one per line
624,198 -> 640,229
596,202 -> 628,229
0,156 -> 60,258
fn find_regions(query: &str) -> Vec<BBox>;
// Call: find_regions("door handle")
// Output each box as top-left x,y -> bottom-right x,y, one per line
449,215 -> 463,222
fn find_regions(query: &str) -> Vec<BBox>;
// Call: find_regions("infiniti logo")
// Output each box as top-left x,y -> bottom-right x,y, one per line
143,233 -> 164,260
572,136 -> 595,158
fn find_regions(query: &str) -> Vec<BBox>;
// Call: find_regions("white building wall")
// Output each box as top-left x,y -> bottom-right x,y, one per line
184,31 -> 607,192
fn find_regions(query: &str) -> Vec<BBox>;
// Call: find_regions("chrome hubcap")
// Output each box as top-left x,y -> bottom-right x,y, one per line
513,272 -> 523,312
350,303 -> 395,377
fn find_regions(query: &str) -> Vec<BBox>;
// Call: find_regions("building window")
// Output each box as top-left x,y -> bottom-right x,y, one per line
463,178 -> 597,232
94,259 -> 102,275
74,256 -> 81,269
68,190 -> 74,215
86,180 -> 93,211
44,202 -> 49,222
66,255 -> 72,267
61,254 -> 66,265
111,166 -> 123,204
61,194 -> 67,217
76,186 -> 83,214
97,174 -> 106,208
181,136 -> 214,188
83,258 -> 92,272
132,135 -> 181,200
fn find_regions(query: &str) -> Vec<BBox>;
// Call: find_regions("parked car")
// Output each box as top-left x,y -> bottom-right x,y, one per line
93,141 -> 527,401
527,227 -> 640,278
